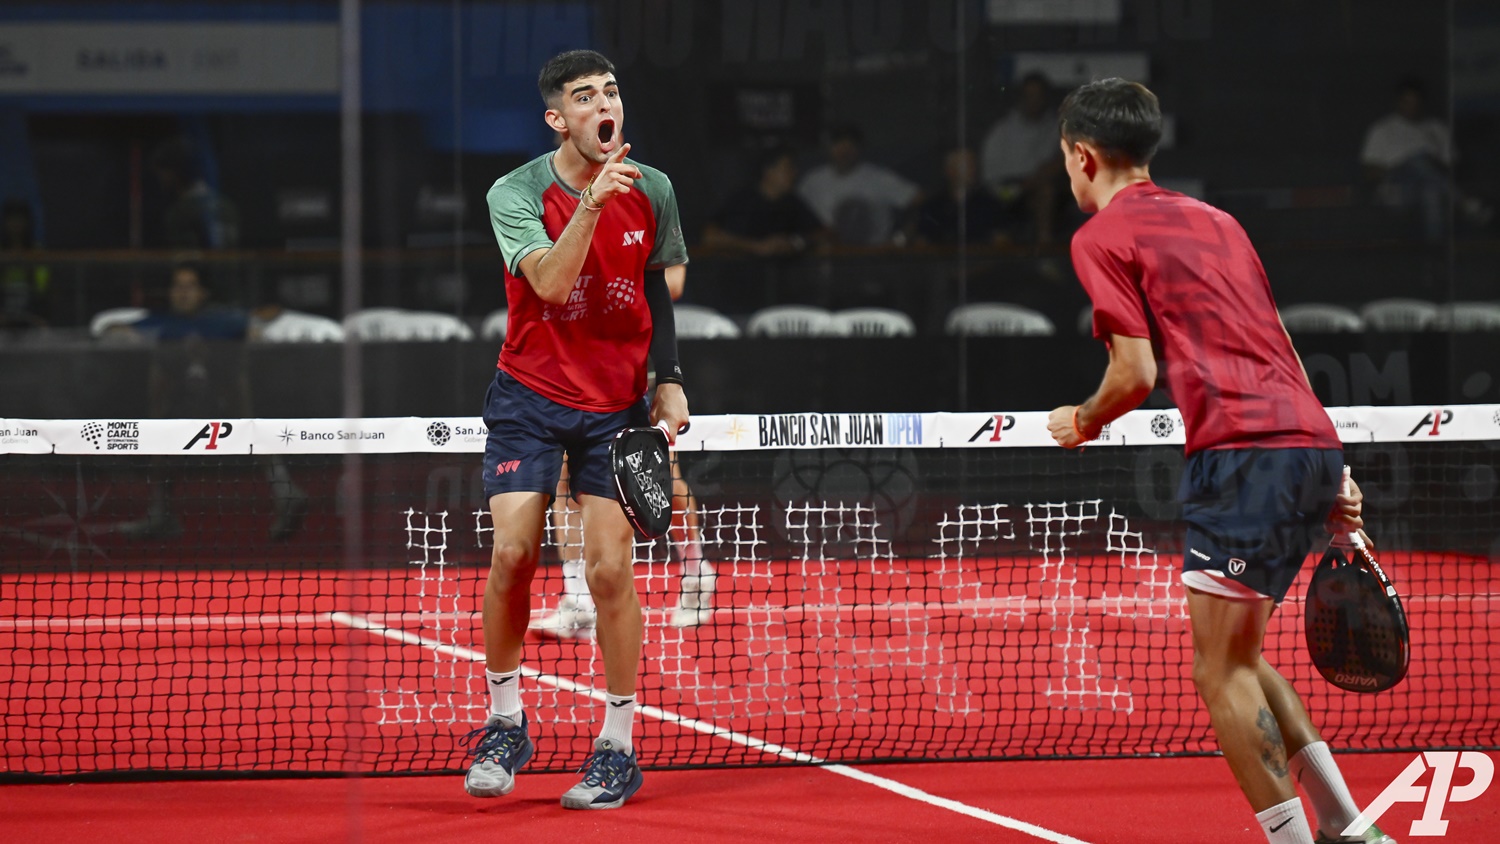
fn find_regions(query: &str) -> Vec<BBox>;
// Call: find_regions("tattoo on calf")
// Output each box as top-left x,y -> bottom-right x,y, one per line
1257,706 -> 1289,778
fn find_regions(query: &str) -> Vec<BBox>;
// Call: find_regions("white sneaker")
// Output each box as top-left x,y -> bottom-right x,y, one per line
670,575 -> 716,628
531,594 -> 596,640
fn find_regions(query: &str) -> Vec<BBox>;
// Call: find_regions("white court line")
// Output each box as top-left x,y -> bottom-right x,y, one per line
7,590 -> 1492,632
328,610 -> 1092,844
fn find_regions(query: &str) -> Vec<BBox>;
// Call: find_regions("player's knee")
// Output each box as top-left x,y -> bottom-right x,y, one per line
583,556 -> 635,603
489,541 -> 538,584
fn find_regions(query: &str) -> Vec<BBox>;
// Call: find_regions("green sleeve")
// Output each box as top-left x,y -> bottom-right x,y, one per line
640,166 -> 689,270
487,180 -> 554,276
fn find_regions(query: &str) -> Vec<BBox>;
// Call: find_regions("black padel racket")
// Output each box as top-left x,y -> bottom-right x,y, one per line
610,421 -> 674,539
1305,468 -> 1410,693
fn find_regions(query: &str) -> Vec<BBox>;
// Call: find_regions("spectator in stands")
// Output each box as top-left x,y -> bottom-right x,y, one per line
702,146 -> 827,257
915,148 -> 1008,246
116,263 -> 305,541
150,138 -> 241,249
1360,76 -> 1491,243
798,124 -> 921,246
979,72 -> 1064,245
0,198 -> 51,331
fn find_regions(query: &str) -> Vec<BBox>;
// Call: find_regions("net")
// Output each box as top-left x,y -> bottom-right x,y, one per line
2,407 -> 1497,779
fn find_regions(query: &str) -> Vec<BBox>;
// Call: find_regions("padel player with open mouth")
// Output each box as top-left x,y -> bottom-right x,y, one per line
466,49 -> 689,811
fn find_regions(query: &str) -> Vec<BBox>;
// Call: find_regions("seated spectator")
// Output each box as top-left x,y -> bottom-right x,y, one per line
1360,76 -> 1491,242
798,124 -> 920,246
117,262 -> 305,540
702,146 -> 827,257
979,72 -> 1064,245
1,198 -> 51,331
915,148 -> 1008,246
151,138 -> 241,249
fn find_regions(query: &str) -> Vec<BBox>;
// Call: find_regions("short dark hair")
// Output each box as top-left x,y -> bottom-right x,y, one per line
538,50 -> 616,106
1058,78 -> 1162,166
827,123 -> 863,146
1396,75 -> 1427,98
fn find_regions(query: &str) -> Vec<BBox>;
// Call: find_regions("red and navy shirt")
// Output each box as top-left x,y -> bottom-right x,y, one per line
487,152 -> 687,412
1071,182 -> 1339,454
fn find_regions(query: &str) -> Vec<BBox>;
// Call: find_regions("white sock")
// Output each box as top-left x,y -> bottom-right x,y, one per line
1256,797 -> 1315,844
486,668 -> 521,719
599,693 -> 636,753
561,560 -> 594,607
679,538 -> 714,579
1291,742 -> 1361,838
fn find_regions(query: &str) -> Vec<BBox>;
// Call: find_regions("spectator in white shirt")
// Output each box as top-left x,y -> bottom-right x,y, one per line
798,124 -> 920,246
1361,76 -> 1489,241
979,72 -> 1064,245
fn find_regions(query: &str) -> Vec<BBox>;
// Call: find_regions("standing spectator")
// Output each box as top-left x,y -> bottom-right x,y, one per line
980,72 -> 1064,245
798,124 -> 920,246
915,148 -> 1008,246
1360,76 -> 1490,242
702,146 -> 826,257
150,138 -> 241,249
0,198 -> 51,331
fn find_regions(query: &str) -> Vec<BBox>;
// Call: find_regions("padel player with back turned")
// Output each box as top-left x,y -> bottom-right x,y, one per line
1044,79 -> 1393,844
466,49 -> 689,811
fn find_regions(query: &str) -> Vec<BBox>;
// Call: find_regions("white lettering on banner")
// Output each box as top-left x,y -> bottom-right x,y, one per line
1345,752 -> 1494,837
0,23 -> 339,95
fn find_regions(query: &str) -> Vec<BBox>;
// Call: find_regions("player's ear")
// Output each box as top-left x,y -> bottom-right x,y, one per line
1079,142 -> 1101,181
544,108 -> 566,134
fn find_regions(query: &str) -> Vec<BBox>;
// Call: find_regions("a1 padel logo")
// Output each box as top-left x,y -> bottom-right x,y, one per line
968,414 -> 1016,443
1408,409 -> 1453,437
622,230 -> 645,246
1345,751 -> 1493,837
184,422 -> 233,450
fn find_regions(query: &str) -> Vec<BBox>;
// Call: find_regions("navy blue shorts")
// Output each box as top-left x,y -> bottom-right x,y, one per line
1179,447 -> 1344,602
481,369 -> 649,502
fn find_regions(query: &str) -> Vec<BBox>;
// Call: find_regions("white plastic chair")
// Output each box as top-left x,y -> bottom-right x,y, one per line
1433,302 -> 1500,332
257,310 -> 345,343
480,309 -> 509,342
89,307 -> 148,338
344,308 -> 474,341
1278,303 -> 1364,333
830,307 -> 916,338
1359,298 -> 1439,332
675,304 -> 741,339
945,303 -> 1056,337
745,305 -> 837,338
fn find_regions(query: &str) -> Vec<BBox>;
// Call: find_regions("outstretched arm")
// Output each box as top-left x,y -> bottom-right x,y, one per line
517,144 -> 643,305
1047,334 -> 1156,448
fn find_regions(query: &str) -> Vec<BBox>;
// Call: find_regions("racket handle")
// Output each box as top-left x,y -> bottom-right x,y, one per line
1341,465 -> 1365,550
654,420 -> 673,446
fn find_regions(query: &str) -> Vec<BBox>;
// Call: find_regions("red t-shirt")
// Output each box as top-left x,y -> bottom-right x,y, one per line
487,152 -> 687,412
1071,182 -> 1339,454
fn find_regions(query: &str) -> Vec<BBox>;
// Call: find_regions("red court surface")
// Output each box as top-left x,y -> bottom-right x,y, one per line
4,754 -> 1499,843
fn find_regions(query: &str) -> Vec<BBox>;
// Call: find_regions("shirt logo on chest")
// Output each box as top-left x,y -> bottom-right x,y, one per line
622,230 -> 645,246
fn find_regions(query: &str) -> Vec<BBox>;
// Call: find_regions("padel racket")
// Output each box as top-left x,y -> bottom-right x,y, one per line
610,421 -> 674,538
1304,467 -> 1410,693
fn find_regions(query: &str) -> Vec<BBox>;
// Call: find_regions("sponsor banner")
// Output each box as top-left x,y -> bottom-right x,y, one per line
6,406 -> 1500,455
0,420 -> 49,454
39,419 -> 254,455
680,413 -> 927,451
410,418 -> 489,453
0,23 -> 339,95
250,418 -> 410,455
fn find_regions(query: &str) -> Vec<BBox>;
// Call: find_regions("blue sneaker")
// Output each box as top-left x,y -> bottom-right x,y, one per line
560,738 -> 643,810
463,713 -> 533,797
